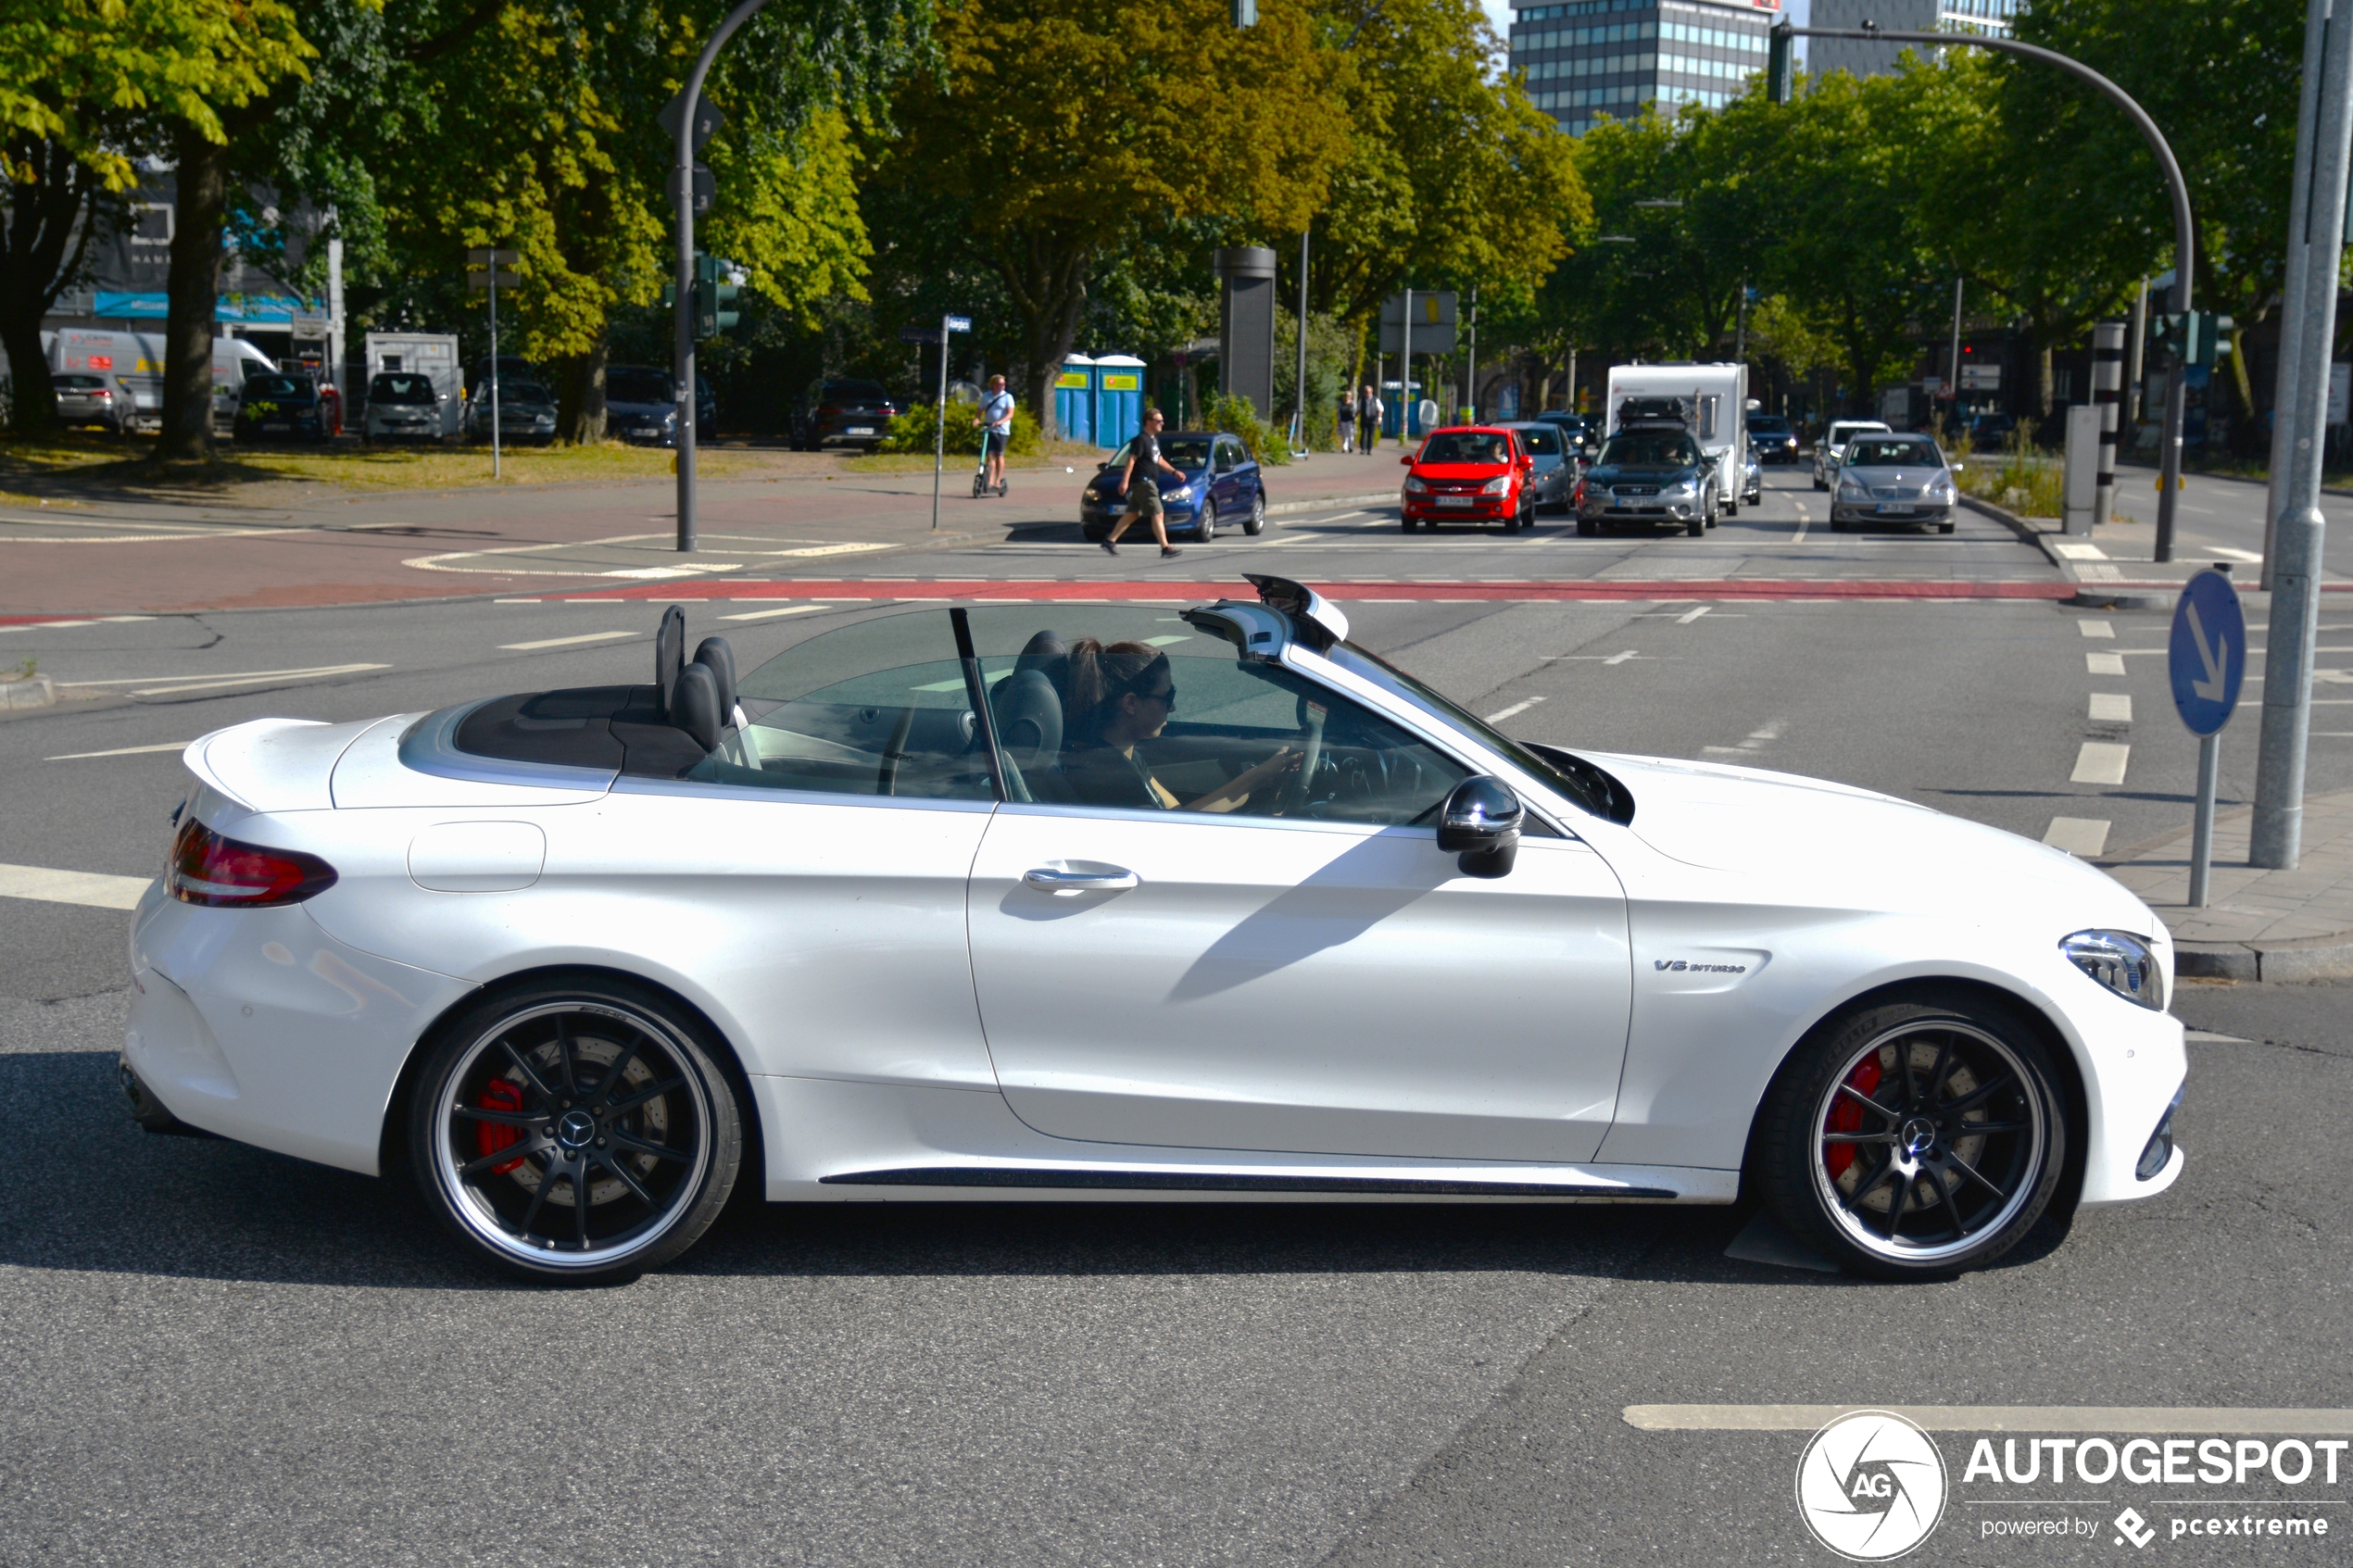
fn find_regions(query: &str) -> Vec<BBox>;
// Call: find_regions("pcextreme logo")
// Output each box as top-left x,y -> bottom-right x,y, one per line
1795,1410 -> 1950,1561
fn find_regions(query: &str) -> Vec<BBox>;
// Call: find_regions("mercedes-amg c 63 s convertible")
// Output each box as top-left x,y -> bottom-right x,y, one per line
123,577 -> 2185,1283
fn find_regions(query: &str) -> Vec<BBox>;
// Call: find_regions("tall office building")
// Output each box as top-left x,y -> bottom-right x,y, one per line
1507,0 -> 1781,137
1806,0 -> 2015,80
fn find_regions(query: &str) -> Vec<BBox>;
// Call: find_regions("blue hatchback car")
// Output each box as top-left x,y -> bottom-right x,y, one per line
1080,431 -> 1268,541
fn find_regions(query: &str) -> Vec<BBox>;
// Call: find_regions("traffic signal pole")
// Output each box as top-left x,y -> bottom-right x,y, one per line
1771,22 -> 2195,560
2252,0 -> 2353,870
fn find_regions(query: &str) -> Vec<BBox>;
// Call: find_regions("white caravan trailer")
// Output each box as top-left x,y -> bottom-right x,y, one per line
1604,362 -> 1750,515
47,328 -> 277,431
361,332 -> 463,439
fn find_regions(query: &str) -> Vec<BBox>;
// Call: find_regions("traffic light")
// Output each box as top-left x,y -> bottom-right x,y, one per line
2155,311 -> 2228,369
690,254 -> 743,336
1231,0 -> 1255,23
1767,23 -> 1793,103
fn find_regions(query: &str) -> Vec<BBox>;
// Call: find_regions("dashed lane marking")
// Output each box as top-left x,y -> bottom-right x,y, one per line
0,614 -> 154,633
0,863 -> 152,909
53,662 -> 390,696
45,742 -> 192,761
2079,621 -> 2116,638
498,631 -> 636,651
1484,696 -> 1546,722
2089,693 -> 2133,722
2087,651 -> 2127,676
719,604 -> 834,622
2043,817 -> 2113,856
2071,742 -> 2131,785
1704,720 -> 1786,758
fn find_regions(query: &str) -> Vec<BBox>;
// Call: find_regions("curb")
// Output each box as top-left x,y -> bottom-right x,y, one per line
0,674 -> 56,710
1958,494 -> 2170,609
2175,933 -> 2353,984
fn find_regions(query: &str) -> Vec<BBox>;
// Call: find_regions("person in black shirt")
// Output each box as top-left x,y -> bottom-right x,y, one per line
1104,408 -> 1185,558
1059,639 -> 1300,811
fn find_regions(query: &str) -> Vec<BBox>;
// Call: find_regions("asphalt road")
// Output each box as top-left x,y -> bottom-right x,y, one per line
1,466 -> 2347,1565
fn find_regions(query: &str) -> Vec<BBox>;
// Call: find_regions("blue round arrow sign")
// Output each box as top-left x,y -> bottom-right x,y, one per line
2168,568 -> 2246,736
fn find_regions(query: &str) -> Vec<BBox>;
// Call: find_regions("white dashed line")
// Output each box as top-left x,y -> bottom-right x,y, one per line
718,604 -> 833,622
2078,621 -> 2116,638
45,743 -> 192,761
1677,605 -> 1712,624
2089,693 -> 2133,722
2043,817 -> 2112,856
1484,696 -> 1546,722
2071,742 -> 2131,785
498,631 -> 636,651
0,863 -> 153,909
2086,651 -> 2127,676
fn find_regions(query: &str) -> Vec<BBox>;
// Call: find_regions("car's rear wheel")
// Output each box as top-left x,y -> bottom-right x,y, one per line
1244,489 -> 1266,535
1939,520 -> 1957,533
409,977 -> 743,1284
1198,501 -> 1217,541
1761,991 -> 2067,1280
1577,517 -> 1598,536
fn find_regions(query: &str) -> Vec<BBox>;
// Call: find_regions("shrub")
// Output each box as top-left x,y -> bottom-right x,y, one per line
1199,392 -> 1291,467
876,396 -> 1041,458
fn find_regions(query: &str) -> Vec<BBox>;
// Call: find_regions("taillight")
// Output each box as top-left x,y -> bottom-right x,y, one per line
167,818 -> 337,908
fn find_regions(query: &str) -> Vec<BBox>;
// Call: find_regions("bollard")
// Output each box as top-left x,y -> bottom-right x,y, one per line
2092,321 -> 2123,531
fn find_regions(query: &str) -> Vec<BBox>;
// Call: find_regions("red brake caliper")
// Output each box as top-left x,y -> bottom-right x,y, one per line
1823,1054 -> 1884,1179
477,1077 -> 526,1175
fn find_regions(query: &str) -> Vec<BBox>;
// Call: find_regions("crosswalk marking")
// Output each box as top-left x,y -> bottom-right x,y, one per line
2078,621 -> 2115,638
2071,742 -> 2131,784
2086,651 -> 2127,676
0,863 -> 154,909
2043,817 -> 2112,856
2088,693 -> 2133,722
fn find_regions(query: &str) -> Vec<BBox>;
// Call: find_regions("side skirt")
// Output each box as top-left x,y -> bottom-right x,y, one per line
822,1167 -> 1677,1198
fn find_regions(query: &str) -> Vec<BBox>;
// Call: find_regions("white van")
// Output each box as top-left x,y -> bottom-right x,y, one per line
362,332 -> 463,440
1604,362 -> 1750,516
47,328 -> 277,432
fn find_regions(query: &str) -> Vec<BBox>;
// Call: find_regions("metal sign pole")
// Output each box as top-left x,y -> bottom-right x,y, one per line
2171,566 -> 2248,908
933,320 -> 948,532
489,273 -> 501,482
2188,732 -> 2221,908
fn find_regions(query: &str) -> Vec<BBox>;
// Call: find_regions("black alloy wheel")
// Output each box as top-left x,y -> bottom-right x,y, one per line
1761,991 -> 2067,1279
410,977 -> 743,1283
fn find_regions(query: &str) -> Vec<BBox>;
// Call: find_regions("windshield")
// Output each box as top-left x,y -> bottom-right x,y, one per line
1323,642 -> 1617,821
243,375 -> 309,400
1845,436 -> 1941,468
606,369 -> 673,405
501,383 -> 553,405
1747,416 -> 1792,433
1416,431 -> 1513,465
371,374 -> 436,405
1104,436 -> 1213,470
1514,426 -> 1563,456
823,381 -> 889,402
1830,424 -> 1888,446
1598,431 -> 1699,467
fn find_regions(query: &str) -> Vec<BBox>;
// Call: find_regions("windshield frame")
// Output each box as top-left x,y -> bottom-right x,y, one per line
1843,436 -> 1943,469
605,369 -> 674,406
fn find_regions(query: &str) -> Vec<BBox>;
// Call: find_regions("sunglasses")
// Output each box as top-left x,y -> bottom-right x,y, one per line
1133,684 -> 1176,708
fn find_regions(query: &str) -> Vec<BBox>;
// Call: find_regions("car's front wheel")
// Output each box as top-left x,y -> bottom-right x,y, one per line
1243,489 -> 1266,535
409,976 -> 744,1284
1198,501 -> 1217,540
1761,990 -> 2068,1280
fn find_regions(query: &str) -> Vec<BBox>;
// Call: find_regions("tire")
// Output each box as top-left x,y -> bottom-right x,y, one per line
1577,517 -> 1597,536
1243,488 -> 1265,535
1759,990 -> 2068,1280
1685,518 -> 1704,536
1830,517 -> 1847,533
1814,476 -> 1828,492
1401,515 -> 1416,531
1722,501 -> 1738,518
1197,501 -> 1217,541
408,975 -> 744,1284
1940,521 -> 1957,534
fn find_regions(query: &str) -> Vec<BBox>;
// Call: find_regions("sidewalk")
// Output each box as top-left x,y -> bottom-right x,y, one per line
2101,789 -> 2353,981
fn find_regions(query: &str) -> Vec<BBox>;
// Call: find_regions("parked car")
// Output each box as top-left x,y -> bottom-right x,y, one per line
361,372 -> 449,445
1812,419 -> 1892,491
465,381 -> 560,445
124,579 -> 2187,1284
52,372 -> 125,433
232,372 -> 331,445
1081,431 -> 1266,540
603,365 -> 679,446
1746,413 -> 1801,465
1576,423 -> 1714,536
1967,412 -> 2018,450
1831,432 -> 1959,534
1399,426 -> 1538,532
1499,420 -> 1577,513
791,378 -> 899,450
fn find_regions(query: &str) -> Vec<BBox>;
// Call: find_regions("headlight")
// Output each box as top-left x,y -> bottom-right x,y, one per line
1929,476 -> 1956,498
1479,475 -> 1511,495
1838,480 -> 1868,500
2060,930 -> 2164,1010
1661,480 -> 1695,498
661,410 -> 678,430
1403,476 -> 1429,495
1164,483 -> 1195,504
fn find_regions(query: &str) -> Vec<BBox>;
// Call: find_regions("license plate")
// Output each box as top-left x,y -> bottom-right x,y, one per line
1876,503 -> 1908,514
1436,495 -> 1474,508
848,426 -> 875,435
262,423 -> 289,432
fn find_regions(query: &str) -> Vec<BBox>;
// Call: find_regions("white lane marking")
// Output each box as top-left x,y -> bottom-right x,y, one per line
1677,605 -> 1711,624
1603,649 -> 1641,665
2072,742 -> 2131,784
0,863 -> 153,909
493,597 -> 542,604
0,615 -> 155,633
1622,1406 -> 2353,1435
2078,621 -> 2115,638
45,742 -> 193,760
598,565 -> 742,579
742,542 -> 895,558
1484,696 -> 1546,722
2078,562 -> 2125,582
2089,693 -> 2133,722
1703,720 -> 1786,757
51,663 -> 391,696
497,631 -> 636,651
2185,1030 -> 2252,1043
2086,651 -> 2127,676
719,604 -> 833,622
2043,817 -> 2112,856
2051,542 -> 2109,560
2208,546 -> 2264,561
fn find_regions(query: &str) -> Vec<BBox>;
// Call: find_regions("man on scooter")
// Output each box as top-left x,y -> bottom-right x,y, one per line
974,375 -> 1014,495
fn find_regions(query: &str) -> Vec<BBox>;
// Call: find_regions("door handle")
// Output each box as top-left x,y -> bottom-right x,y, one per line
1023,865 -> 1139,895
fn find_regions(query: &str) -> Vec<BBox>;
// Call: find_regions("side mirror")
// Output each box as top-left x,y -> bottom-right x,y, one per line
1399,455 -> 1414,466
1436,775 -> 1524,879
1951,460 -> 1965,472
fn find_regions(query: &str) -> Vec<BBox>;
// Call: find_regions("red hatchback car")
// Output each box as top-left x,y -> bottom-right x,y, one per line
1398,426 -> 1537,531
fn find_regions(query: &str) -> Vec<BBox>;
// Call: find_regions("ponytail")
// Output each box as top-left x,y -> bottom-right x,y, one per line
1067,638 -> 1168,737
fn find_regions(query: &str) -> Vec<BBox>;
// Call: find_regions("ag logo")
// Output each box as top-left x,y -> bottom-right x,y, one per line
1794,1410 -> 1948,1561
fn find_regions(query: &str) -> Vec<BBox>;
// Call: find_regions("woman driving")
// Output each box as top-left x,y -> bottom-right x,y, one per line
1059,639 -> 1302,813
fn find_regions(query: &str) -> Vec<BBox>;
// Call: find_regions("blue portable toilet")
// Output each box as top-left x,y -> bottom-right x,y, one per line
1094,354 -> 1146,448
1054,354 -> 1096,445
1381,379 -> 1424,440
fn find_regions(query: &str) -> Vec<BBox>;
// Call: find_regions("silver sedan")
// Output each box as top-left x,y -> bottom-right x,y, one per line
1829,433 -> 1958,533
1499,420 -> 1578,513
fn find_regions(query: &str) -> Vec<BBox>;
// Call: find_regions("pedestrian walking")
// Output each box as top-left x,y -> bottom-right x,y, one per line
1359,384 -> 1384,455
1336,393 -> 1355,454
1104,407 -> 1184,558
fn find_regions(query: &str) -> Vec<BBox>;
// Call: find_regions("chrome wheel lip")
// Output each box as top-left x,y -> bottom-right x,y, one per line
1808,1020 -> 2046,1266
430,999 -> 713,1272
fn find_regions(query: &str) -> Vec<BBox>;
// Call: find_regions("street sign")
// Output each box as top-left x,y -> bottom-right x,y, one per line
1378,291 -> 1456,355
945,315 -> 973,332
467,248 -> 521,266
288,311 -> 332,336
1959,364 -> 2001,389
657,92 -> 725,150
2170,568 -> 2246,737
467,270 -> 521,290
899,324 -> 944,344
665,163 -> 715,216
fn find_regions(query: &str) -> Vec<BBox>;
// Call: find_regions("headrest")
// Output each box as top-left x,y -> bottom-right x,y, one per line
1013,629 -> 1068,695
692,635 -> 737,721
991,668 -> 1063,768
672,660 -> 723,754
655,606 -> 687,715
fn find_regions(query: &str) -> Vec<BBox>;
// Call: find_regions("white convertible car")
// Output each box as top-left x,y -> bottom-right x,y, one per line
123,577 -> 2185,1284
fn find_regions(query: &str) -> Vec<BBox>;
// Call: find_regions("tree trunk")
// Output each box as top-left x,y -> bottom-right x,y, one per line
558,334 -> 610,445
159,126 -> 233,462
1,138 -> 103,437
990,229 -> 1089,445
2034,340 -> 2055,421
